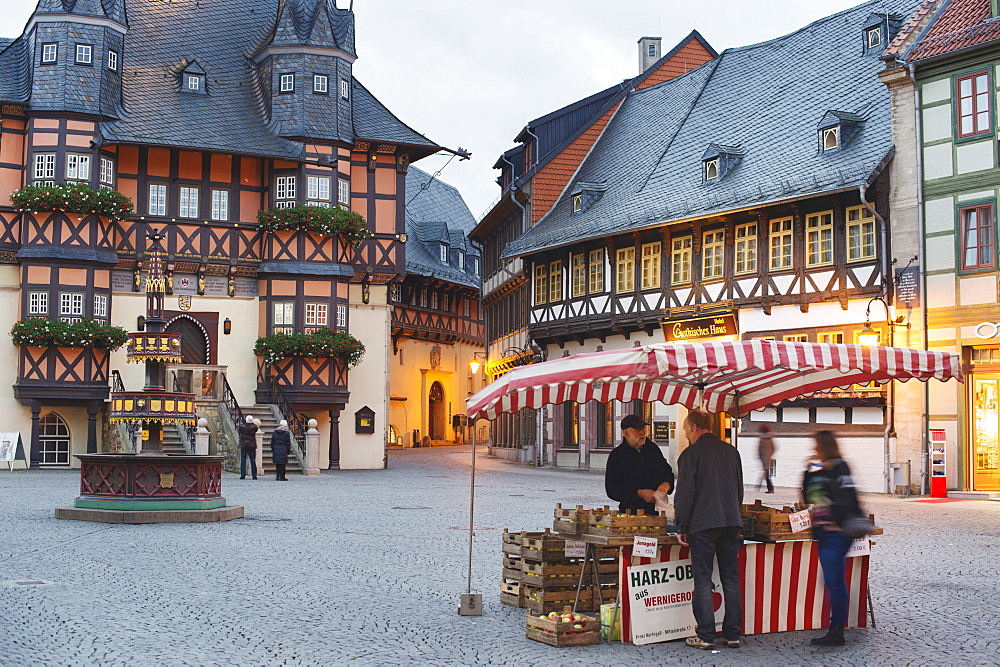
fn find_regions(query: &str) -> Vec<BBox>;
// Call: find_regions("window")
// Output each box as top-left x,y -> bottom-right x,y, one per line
41,43 -> 57,64
185,74 -> 203,91
272,302 -> 295,334
957,70 -> 991,138
818,332 -> 844,344
28,291 -> 48,315
647,43 -> 657,58
33,153 -> 55,185
75,44 -> 92,65
616,247 -> 635,292
702,231 -> 725,280
419,288 -> 428,308
457,251 -> 465,270
769,217 -> 793,270
735,222 -> 757,274
211,190 -> 229,221
596,401 -> 614,448
784,334 -> 808,342
571,253 -> 586,297
148,184 -> 167,216
60,292 -> 84,320
960,203 -> 995,270
562,401 -> 579,449
338,178 -> 350,207
462,297 -> 471,317
588,249 -> 605,293
846,206 -> 876,261
822,127 -> 839,151
107,49 -> 118,71
39,413 -> 70,466
806,211 -> 833,266
280,74 -> 295,93
440,244 -> 449,263
336,303 -> 347,329
304,302 -> 329,332
93,294 -> 108,319
442,294 -> 450,311
307,175 -> 331,206
704,158 -> 719,181
65,154 -> 91,182
549,261 -> 563,302
671,237 -> 692,284
100,157 -> 115,187
641,242 -> 661,290
340,79 -> 350,99
179,187 -> 199,218
275,175 -> 296,207
313,74 -> 328,93
573,194 -> 582,213
534,264 -> 548,306
431,291 -> 439,310
867,27 -> 882,50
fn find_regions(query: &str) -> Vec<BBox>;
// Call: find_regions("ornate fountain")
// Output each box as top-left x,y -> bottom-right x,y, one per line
56,231 -> 243,523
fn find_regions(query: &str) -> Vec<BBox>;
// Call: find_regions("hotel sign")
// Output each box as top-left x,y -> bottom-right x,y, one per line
662,314 -> 738,342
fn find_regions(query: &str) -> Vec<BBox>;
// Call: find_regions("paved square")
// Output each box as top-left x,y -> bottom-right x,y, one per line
2,447 -> 998,665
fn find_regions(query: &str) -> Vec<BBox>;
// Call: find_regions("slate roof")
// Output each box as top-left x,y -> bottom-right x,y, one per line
505,0 -> 919,258
1,0 -> 443,160
906,0 -> 1000,60
404,165 -> 480,288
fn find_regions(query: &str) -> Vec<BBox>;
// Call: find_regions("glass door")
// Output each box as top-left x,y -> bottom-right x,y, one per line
972,378 -> 1000,491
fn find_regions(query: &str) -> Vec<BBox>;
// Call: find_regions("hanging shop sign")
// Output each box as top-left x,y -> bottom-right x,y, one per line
662,314 -> 738,342
975,322 -> 1000,339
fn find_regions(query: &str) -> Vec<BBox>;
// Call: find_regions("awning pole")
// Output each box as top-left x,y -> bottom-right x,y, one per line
466,421 -> 476,594
733,392 -> 740,450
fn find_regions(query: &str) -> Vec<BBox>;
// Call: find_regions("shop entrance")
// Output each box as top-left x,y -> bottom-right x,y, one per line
972,376 -> 1000,491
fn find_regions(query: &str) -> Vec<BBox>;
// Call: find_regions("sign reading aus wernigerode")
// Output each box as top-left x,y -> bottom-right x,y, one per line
662,314 -> 738,342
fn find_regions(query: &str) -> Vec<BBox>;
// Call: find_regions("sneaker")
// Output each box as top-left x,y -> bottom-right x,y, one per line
722,638 -> 741,649
685,637 -> 715,650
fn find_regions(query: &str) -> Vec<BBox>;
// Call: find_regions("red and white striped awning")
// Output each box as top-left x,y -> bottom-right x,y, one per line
465,340 -> 963,420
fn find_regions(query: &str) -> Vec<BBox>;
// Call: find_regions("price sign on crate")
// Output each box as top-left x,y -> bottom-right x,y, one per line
564,540 -> 586,558
788,510 -> 812,533
633,536 -> 659,558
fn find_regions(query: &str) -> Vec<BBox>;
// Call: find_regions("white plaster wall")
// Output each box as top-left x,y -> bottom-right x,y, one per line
923,143 -> 954,180
960,275 -> 997,305
922,79 -> 951,104
740,434 -> 885,494
927,326 -> 957,343
739,300 -> 870,333
957,190 -> 995,202
0,264 -> 31,469
924,197 -> 954,233
921,105 -> 952,142
339,285 -> 390,469
925,274 -> 957,308
924,234 -> 956,272
956,140 -> 995,174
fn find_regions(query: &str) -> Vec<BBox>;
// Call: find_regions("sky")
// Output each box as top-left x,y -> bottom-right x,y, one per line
1,0 -> 871,220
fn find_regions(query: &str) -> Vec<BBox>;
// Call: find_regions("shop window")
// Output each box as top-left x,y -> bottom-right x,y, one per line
562,401 -> 579,449
595,401 -> 614,448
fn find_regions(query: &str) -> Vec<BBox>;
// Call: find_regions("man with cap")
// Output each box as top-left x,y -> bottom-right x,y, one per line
604,414 -> 675,515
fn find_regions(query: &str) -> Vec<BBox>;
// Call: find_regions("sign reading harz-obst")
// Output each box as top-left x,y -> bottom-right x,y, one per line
662,314 -> 738,342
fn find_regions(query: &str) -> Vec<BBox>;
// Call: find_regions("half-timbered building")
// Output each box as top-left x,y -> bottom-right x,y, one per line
389,166 -> 483,448
499,0 -> 921,493
0,0 -> 469,470
470,31 -> 717,462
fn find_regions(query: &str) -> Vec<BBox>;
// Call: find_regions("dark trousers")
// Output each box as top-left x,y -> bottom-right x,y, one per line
275,463 -> 287,480
689,526 -> 743,642
240,449 -> 257,479
814,527 -> 853,626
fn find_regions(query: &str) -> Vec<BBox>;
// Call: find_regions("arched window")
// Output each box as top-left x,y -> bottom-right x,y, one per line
39,412 -> 70,466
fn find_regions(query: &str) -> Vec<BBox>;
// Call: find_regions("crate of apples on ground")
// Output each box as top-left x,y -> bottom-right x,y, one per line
525,606 -> 601,647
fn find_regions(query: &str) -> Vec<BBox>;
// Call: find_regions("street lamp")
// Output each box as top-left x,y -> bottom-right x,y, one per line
859,296 -> 908,346
459,352 -> 487,617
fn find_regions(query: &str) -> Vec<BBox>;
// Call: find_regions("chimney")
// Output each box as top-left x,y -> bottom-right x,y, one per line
638,36 -> 663,73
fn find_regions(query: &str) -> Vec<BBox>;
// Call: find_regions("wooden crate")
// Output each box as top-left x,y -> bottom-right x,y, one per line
503,554 -> 523,582
500,581 -> 526,608
553,504 -> 613,536
525,608 -> 601,647
742,500 -> 812,541
521,560 -> 617,587
583,511 -> 669,545
524,585 -> 594,613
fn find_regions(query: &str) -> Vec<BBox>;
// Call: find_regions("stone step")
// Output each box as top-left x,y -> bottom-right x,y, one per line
947,491 -> 1000,500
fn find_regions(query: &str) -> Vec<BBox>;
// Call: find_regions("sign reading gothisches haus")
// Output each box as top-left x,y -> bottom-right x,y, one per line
662,314 -> 738,342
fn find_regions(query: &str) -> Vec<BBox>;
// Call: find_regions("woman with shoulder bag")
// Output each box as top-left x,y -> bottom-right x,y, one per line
802,430 -> 868,647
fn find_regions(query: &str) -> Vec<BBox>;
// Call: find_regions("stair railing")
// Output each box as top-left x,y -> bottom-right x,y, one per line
111,369 -> 125,393
261,376 -> 308,461
173,375 -> 198,453
222,375 -> 245,428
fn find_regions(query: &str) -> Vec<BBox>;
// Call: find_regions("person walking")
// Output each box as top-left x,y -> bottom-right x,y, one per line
271,420 -> 291,481
803,430 -> 864,647
238,415 -> 258,480
674,410 -> 744,651
604,414 -> 674,515
758,423 -> 776,493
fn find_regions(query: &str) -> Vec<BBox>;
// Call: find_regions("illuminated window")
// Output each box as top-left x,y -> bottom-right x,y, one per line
534,264 -> 548,305
548,260 -> 563,302
818,332 -> 844,344
571,253 -> 586,297
588,249 -> 605,293
641,242 -> 661,290
616,247 -> 635,292
769,217 -> 793,269
735,222 -> 757,274
783,334 -> 808,342
806,212 -> 833,266
702,230 -> 724,280
846,206 -> 876,261
671,237 -> 692,284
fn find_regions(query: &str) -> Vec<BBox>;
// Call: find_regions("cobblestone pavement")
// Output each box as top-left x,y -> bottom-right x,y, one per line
2,446 -> 998,666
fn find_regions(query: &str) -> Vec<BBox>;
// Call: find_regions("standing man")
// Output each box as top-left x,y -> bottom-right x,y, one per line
674,410 -> 744,650
605,414 -> 674,515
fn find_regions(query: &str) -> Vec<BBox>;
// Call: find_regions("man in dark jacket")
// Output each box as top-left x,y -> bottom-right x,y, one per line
604,414 -> 674,515
674,410 -> 743,651
238,415 -> 259,480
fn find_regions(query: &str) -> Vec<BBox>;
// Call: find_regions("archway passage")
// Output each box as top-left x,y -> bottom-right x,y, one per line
428,381 -> 445,441
166,317 -> 208,364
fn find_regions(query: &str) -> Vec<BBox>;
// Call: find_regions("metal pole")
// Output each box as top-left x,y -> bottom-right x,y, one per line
733,392 -> 740,450
466,421 -> 476,594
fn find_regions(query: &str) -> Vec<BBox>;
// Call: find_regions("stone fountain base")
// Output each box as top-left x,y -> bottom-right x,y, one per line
55,453 -> 244,524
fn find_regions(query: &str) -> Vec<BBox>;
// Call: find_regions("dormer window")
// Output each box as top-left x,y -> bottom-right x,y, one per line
458,251 -> 465,270
573,194 -> 583,212
107,49 -> 118,71
340,79 -> 350,99
647,43 -> 657,58
704,158 -> 720,181
280,74 -> 295,93
822,127 -> 839,151
440,244 -> 449,263
569,181 -> 608,215
862,13 -> 900,56
866,27 -> 882,50
75,44 -> 92,65
313,74 -> 328,94
185,74 -> 204,91
41,43 -> 57,64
